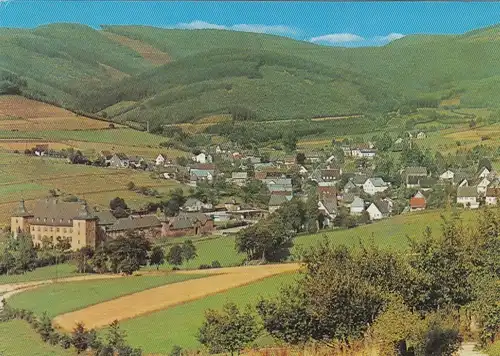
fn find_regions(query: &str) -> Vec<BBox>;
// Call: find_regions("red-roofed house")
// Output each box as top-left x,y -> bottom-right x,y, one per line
410,196 -> 427,212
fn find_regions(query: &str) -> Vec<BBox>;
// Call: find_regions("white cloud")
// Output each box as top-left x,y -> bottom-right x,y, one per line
176,21 -> 226,30
231,24 -> 297,35
374,33 -> 406,42
309,33 -> 365,44
174,21 -> 297,35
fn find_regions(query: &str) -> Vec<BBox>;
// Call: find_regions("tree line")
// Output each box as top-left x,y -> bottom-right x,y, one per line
201,208 -> 499,355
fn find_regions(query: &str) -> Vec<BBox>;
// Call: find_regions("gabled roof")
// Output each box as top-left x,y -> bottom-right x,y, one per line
457,186 -> 478,198
167,212 -> 211,230
95,211 -> 117,226
410,197 -> 427,208
190,169 -> 214,177
232,172 -> 248,179
350,196 -> 365,208
114,153 -> 129,160
269,194 -> 289,207
373,200 -> 390,214
320,198 -> 337,214
107,215 -> 162,232
366,177 -> 387,187
183,198 -> 203,207
30,199 -> 97,226
404,166 -> 428,176
352,175 -> 368,185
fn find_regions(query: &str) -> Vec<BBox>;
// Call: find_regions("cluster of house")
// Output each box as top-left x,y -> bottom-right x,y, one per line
443,167 -> 500,209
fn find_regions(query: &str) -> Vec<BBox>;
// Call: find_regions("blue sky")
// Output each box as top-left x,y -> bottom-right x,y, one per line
1,1 -> 500,46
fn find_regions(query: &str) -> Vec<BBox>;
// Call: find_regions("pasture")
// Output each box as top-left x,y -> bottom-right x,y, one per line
8,273 -> 207,318
0,264 -> 80,285
53,264 -> 299,331
0,320 -> 72,356
105,272 -> 298,354
157,208 -> 474,272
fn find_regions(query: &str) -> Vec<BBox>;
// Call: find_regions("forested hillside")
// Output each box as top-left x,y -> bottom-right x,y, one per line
2,23 -> 500,125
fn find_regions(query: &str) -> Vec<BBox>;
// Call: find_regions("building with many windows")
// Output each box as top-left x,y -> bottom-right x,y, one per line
11,199 -> 98,251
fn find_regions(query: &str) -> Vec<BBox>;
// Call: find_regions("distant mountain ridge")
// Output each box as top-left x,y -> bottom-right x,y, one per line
2,23 -> 500,125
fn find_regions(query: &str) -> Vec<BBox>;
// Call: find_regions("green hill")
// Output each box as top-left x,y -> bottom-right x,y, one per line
2,23 -> 500,125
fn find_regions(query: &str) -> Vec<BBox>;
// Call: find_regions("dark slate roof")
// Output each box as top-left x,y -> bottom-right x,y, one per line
114,153 -> 129,160
107,215 -> 162,232
321,198 -> 338,214
374,200 -> 390,214
269,195 -> 288,207
12,200 -> 33,217
352,175 -> 368,185
167,212 -> 211,230
30,199 -> 97,226
457,186 -> 478,198
404,167 -> 428,176
95,211 -> 118,226
420,177 -> 437,188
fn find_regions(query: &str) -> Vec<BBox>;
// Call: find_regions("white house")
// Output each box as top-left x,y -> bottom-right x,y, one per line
318,199 -> 337,227
366,201 -> 390,221
155,154 -> 166,166
351,149 -> 377,159
417,132 -> 427,139
478,167 -> 491,179
457,186 -> 479,209
193,153 -> 213,164
363,178 -> 389,196
486,188 -> 499,206
439,170 -> 455,181
298,165 -> 308,175
350,196 -> 365,215
182,198 -> 213,212
477,178 -> 491,196
326,155 -> 336,164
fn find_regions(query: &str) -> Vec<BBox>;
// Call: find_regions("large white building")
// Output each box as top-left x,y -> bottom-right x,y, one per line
363,178 -> 389,196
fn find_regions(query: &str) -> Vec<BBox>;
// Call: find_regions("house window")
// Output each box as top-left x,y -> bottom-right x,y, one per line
56,228 -> 60,232
50,227 -> 53,232
44,227 -> 47,232
63,228 -> 67,233
70,228 -> 73,233
78,240 -> 80,244
15,219 -> 18,224
37,227 -> 40,232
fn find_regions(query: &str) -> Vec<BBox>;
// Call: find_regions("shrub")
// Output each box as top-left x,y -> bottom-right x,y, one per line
211,260 -> 222,268
170,345 -> 183,356
59,335 -> 72,349
198,264 -> 211,270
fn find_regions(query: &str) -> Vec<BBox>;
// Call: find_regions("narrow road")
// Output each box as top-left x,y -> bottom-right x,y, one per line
458,343 -> 487,356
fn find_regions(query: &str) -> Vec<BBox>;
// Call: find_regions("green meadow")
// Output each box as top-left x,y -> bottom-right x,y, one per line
113,272 -> 298,354
8,273 -> 207,318
0,320 -> 72,356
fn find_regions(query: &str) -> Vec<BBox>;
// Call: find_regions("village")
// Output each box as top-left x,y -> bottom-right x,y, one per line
11,130 -> 500,251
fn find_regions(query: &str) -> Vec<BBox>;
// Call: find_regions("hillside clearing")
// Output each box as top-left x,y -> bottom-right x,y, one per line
53,263 -> 300,331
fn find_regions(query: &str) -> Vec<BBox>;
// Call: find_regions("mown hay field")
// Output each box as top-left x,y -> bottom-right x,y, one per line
0,95 -> 110,131
8,273 -> 207,318
53,264 -> 300,331
104,272 -> 298,354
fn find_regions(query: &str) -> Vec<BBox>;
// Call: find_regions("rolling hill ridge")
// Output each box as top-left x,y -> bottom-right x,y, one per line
2,24 -> 500,125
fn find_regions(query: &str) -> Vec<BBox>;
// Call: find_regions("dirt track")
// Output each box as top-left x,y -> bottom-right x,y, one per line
53,263 -> 301,331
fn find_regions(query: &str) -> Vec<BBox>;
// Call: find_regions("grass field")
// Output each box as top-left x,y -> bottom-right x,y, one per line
108,272 -> 298,354
0,264 -> 80,285
53,264 -> 299,331
156,209 -> 477,271
293,208 -> 478,253
8,273 -> 207,318
0,320 -> 72,356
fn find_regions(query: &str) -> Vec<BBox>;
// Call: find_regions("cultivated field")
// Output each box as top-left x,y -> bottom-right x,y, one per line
8,273 -> 207,318
0,152 -> 184,224
53,263 -> 300,331
0,95 -> 110,131
115,272 -> 298,353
